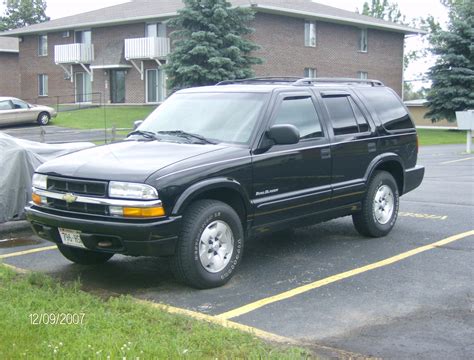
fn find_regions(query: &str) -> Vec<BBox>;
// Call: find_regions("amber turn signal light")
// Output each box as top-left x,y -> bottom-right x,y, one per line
122,207 -> 165,218
32,193 -> 42,205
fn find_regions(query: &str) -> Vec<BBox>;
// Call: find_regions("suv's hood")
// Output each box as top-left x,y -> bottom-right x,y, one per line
37,140 -> 227,182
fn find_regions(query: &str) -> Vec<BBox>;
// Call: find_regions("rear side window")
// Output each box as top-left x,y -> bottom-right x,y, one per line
273,96 -> 323,139
322,96 -> 360,135
359,88 -> 414,131
0,100 -> 13,110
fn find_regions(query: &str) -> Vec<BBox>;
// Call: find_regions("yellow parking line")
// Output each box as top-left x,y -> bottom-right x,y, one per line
216,230 -> 474,320
0,245 -> 57,260
441,157 -> 473,165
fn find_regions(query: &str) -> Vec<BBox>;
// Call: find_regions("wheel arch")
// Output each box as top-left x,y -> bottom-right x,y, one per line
171,178 -> 251,223
365,154 -> 405,195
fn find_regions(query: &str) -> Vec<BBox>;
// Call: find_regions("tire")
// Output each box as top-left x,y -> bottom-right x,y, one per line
352,170 -> 399,237
171,200 -> 244,289
57,244 -> 114,265
37,112 -> 50,126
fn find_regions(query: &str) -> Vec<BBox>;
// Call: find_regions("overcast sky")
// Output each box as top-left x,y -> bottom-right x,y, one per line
2,0 -> 449,87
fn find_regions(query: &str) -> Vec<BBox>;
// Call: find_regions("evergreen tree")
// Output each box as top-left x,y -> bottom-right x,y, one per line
0,0 -> 49,31
425,0 -> 474,122
165,0 -> 262,90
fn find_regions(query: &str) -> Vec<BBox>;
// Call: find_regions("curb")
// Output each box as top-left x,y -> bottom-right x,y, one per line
0,220 -> 31,237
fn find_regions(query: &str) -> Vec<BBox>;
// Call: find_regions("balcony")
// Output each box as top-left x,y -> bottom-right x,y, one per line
54,43 -> 94,64
125,37 -> 170,61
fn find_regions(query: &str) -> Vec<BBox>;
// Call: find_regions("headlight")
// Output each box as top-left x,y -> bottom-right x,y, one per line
108,181 -> 158,200
32,173 -> 48,190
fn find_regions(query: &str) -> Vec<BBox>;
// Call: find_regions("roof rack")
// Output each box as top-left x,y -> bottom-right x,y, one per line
216,77 -> 385,87
293,77 -> 384,87
216,77 -> 302,86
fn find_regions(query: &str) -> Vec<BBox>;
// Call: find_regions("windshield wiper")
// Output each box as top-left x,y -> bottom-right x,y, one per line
156,130 -> 217,144
127,130 -> 161,141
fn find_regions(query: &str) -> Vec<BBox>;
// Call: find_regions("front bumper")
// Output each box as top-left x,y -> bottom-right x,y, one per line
403,165 -> 425,195
25,205 -> 181,257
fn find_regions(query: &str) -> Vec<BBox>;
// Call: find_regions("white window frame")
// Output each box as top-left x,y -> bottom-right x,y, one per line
38,35 -> 48,56
358,71 -> 368,80
304,21 -> 316,47
145,68 -> 166,103
304,68 -> 317,78
38,74 -> 48,96
74,30 -> 92,45
359,29 -> 368,52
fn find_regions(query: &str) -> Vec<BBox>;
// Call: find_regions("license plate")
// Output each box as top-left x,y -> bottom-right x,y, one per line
58,228 -> 85,249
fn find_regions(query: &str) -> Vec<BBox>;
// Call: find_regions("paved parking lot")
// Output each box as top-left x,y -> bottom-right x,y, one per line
1,144 -> 473,359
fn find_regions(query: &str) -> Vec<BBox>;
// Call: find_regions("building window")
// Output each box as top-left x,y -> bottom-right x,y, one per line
38,35 -> 47,56
359,29 -> 368,52
146,22 -> 167,37
75,30 -> 91,44
304,21 -> 316,47
304,68 -> 317,78
358,71 -> 368,80
38,74 -> 48,96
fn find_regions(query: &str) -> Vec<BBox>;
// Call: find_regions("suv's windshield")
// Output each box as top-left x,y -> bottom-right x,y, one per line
138,92 -> 267,144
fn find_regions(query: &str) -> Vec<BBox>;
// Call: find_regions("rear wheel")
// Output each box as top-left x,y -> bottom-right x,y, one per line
37,112 -> 50,126
353,171 -> 399,237
57,244 -> 114,265
171,200 -> 244,289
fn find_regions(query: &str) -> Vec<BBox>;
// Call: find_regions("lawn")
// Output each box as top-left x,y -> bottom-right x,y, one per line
417,129 -> 468,146
0,265 -> 307,359
53,106 -> 156,130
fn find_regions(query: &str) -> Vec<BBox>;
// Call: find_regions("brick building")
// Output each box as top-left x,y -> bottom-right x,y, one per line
0,0 -> 422,105
0,36 -> 20,98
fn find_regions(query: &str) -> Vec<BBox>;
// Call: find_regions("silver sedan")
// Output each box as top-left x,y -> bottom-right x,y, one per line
0,97 -> 57,126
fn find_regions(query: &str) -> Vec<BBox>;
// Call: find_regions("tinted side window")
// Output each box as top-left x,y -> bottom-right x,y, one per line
350,98 -> 370,132
322,96 -> 359,135
273,96 -> 323,139
0,101 -> 13,110
359,88 -> 414,130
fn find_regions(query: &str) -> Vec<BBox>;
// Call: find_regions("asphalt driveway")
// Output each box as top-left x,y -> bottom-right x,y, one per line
1,144 -> 473,359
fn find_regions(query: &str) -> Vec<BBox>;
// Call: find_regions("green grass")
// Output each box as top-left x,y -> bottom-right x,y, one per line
53,106 -> 156,129
417,129 -> 468,146
0,265 -> 308,359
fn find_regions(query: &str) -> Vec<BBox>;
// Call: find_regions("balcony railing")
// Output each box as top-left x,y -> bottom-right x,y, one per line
54,43 -> 94,64
125,37 -> 170,60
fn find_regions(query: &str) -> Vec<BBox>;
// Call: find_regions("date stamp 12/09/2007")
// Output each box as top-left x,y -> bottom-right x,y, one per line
29,313 -> 85,325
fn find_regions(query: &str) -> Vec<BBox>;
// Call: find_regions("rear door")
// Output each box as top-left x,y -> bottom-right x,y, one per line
0,100 -> 17,125
251,91 -> 332,228
318,90 -> 378,207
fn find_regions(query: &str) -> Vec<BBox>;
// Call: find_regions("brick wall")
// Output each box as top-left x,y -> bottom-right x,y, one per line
19,31 -> 74,105
0,52 -> 20,98
249,13 -> 404,95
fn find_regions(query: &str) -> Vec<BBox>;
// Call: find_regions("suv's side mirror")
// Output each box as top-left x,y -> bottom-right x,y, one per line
133,120 -> 143,130
266,124 -> 300,145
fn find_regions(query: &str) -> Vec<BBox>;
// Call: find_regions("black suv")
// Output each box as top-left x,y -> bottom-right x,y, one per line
26,77 -> 424,289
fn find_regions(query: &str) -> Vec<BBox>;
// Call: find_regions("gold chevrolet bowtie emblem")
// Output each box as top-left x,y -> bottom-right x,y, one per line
62,193 -> 77,204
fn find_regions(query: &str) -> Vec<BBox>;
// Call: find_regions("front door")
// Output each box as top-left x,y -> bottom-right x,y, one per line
110,70 -> 126,104
75,72 -> 92,103
251,91 -> 332,228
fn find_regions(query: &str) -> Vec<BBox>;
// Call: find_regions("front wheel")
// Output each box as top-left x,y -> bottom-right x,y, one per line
37,112 -> 50,126
353,171 -> 399,237
171,200 -> 244,289
57,244 -> 114,265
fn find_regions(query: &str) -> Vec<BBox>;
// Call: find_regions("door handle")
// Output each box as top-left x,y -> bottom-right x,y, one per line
321,148 -> 331,160
368,142 -> 377,153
